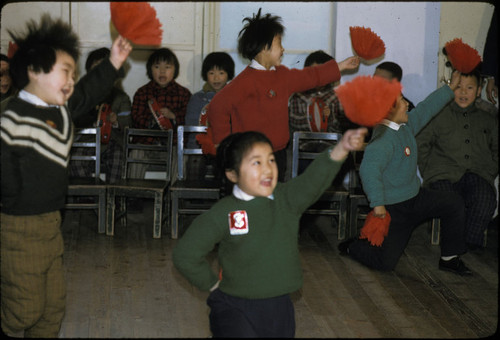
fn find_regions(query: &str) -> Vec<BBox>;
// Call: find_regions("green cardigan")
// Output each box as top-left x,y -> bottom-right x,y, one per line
173,149 -> 343,299
359,85 -> 454,208
417,100 -> 498,187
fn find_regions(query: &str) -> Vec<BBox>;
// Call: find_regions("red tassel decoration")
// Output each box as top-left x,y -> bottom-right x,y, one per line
349,26 -> 386,60
110,2 -> 163,46
359,210 -> 391,247
335,76 -> 402,127
196,127 -> 216,156
444,38 -> 481,74
7,41 -> 18,59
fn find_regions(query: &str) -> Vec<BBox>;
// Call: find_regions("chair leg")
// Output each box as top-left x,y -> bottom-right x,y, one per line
431,218 -> 440,245
106,188 -> 116,236
337,197 -> 347,240
98,190 -> 106,234
348,197 -> 359,239
153,192 -> 162,239
170,191 -> 179,239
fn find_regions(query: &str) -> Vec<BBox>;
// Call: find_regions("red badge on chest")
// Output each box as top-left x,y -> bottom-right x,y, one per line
228,210 -> 249,235
404,146 -> 411,157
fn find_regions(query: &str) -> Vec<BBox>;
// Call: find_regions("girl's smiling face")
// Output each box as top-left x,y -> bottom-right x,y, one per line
226,142 -> 278,198
151,60 -> 175,87
454,75 -> 481,108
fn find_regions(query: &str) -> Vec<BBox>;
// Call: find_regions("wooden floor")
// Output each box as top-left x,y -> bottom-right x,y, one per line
59,201 -> 498,338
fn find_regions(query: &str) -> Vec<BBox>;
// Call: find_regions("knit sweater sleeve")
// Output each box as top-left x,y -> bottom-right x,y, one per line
68,58 -> 120,120
407,85 -> 454,135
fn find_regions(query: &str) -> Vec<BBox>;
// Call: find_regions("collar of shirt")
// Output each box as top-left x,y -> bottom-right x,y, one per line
232,184 -> 274,201
250,59 -> 276,71
380,119 -> 405,131
18,90 -> 59,108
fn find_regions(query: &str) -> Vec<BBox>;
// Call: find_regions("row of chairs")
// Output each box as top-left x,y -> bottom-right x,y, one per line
68,127 -> 461,246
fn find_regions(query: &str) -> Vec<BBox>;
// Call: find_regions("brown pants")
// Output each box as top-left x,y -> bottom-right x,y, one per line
1,211 -> 66,338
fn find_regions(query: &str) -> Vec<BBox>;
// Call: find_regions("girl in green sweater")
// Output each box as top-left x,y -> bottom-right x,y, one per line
173,128 -> 366,337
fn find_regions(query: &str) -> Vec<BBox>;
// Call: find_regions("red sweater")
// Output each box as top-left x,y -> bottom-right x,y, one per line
207,59 -> 341,151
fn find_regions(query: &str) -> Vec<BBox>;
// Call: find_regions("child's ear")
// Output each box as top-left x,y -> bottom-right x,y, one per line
476,85 -> 482,98
225,169 -> 238,184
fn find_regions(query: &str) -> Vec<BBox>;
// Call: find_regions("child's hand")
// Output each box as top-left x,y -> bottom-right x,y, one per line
373,205 -> 387,218
160,107 -> 176,120
109,35 -> 133,71
338,56 -> 361,72
109,111 -> 118,124
448,70 -> 461,91
329,127 -> 368,161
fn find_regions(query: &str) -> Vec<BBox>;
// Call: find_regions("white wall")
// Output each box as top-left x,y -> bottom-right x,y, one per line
334,2 -> 441,105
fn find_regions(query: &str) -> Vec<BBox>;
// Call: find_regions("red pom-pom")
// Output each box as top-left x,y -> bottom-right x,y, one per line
444,38 -> 481,74
335,76 -> 402,127
359,211 -> 391,246
349,26 -> 385,60
196,127 -> 216,156
110,2 -> 163,46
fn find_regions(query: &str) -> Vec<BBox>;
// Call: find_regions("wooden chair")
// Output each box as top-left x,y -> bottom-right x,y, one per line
169,125 -> 221,239
66,127 -> 107,234
291,131 -> 349,240
106,128 -> 173,238
347,149 -> 370,238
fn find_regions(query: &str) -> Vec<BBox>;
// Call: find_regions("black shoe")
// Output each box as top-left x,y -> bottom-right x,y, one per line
338,237 -> 356,256
439,257 -> 472,276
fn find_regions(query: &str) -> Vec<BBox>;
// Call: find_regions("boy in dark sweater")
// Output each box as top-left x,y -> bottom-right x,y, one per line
0,14 -> 131,337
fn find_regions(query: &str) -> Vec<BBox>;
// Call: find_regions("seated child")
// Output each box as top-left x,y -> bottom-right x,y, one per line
184,52 -> 235,179
173,127 -> 367,338
339,71 -> 473,276
417,68 -> 498,249
207,8 -> 360,181
70,47 -> 132,184
1,14 -> 131,337
129,47 -> 191,181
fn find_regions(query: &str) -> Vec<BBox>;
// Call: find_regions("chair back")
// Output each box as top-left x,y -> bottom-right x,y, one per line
123,128 -> 173,182
70,127 -> 101,184
291,131 -> 341,178
176,125 -> 207,180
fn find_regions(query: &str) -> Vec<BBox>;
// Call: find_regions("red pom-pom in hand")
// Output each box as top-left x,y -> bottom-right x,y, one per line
335,76 -> 402,127
359,210 -> 391,246
444,38 -> 481,74
110,2 -> 163,46
349,26 -> 386,60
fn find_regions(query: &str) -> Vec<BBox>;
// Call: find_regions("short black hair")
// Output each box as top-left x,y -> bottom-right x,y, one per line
237,8 -> 285,61
304,50 -> 333,67
8,14 -> 79,90
85,47 -> 110,72
202,52 -> 235,81
375,61 -> 403,82
146,48 -> 180,80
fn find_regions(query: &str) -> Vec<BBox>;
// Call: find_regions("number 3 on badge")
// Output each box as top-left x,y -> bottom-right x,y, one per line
228,210 -> 249,235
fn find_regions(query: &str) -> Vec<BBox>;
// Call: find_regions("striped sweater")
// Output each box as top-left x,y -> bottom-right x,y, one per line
1,59 -> 119,215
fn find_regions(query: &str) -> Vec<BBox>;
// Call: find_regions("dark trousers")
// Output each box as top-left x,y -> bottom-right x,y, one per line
430,172 -> 497,246
348,188 -> 467,271
207,289 -> 295,338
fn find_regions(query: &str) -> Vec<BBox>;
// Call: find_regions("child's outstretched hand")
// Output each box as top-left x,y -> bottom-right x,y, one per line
338,56 -> 361,72
109,35 -> 133,71
330,127 -> 368,161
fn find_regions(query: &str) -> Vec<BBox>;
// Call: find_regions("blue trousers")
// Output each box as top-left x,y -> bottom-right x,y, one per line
207,289 -> 295,338
430,172 -> 497,246
348,188 -> 467,271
